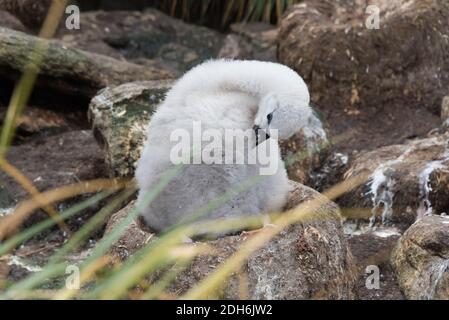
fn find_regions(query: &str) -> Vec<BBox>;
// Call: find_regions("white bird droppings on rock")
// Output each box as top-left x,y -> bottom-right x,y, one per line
417,154 -> 449,219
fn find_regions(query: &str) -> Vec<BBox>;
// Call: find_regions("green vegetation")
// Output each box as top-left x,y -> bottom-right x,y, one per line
149,0 -> 302,28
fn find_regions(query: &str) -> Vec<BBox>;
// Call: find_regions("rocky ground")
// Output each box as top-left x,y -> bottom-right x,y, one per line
1,0 -> 449,299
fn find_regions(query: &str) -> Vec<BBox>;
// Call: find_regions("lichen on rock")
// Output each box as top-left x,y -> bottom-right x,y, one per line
88,81 -> 173,177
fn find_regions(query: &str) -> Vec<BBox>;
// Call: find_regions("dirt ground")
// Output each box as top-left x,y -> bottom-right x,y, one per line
318,101 -> 441,155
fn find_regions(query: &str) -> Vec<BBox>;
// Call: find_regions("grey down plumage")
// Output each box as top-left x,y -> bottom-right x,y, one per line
135,59 -> 314,237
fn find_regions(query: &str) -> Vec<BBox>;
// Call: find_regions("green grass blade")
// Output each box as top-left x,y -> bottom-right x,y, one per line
0,192 -> 111,257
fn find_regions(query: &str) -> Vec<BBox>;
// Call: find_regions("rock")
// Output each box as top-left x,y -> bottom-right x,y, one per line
55,9 -> 226,75
0,10 -> 27,31
0,0 -> 50,29
104,181 -> 356,299
104,200 -> 152,261
0,130 -> 108,227
338,132 -> 449,230
391,215 -> 449,299
89,81 -> 330,184
88,81 -> 173,178
217,34 -> 252,60
218,23 -> 278,61
0,27 -> 174,100
280,113 -> 330,186
278,0 -> 447,153
308,151 -> 349,191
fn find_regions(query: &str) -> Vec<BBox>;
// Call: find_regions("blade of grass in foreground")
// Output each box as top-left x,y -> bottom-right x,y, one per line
0,178 -> 129,240
0,192 -> 111,256
48,188 -> 136,264
139,257 -> 193,300
0,261 -> 67,299
0,158 -> 70,234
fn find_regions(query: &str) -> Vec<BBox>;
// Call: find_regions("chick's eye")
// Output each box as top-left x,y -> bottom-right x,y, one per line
267,113 -> 273,124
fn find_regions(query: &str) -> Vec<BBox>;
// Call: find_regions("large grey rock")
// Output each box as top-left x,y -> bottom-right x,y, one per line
278,0 -> 447,153
104,182 -> 356,299
338,132 -> 449,230
88,81 -> 173,178
88,81 -> 330,185
391,215 -> 449,299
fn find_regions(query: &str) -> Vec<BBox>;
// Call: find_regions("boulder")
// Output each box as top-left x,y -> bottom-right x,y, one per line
338,132 -> 449,229
88,81 -> 173,178
391,215 -> 449,299
278,0 -> 447,152
88,81 -> 330,185
104,182 -> 356,299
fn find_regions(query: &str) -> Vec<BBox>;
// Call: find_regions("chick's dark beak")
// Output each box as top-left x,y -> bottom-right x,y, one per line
253,125 -> 260,146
